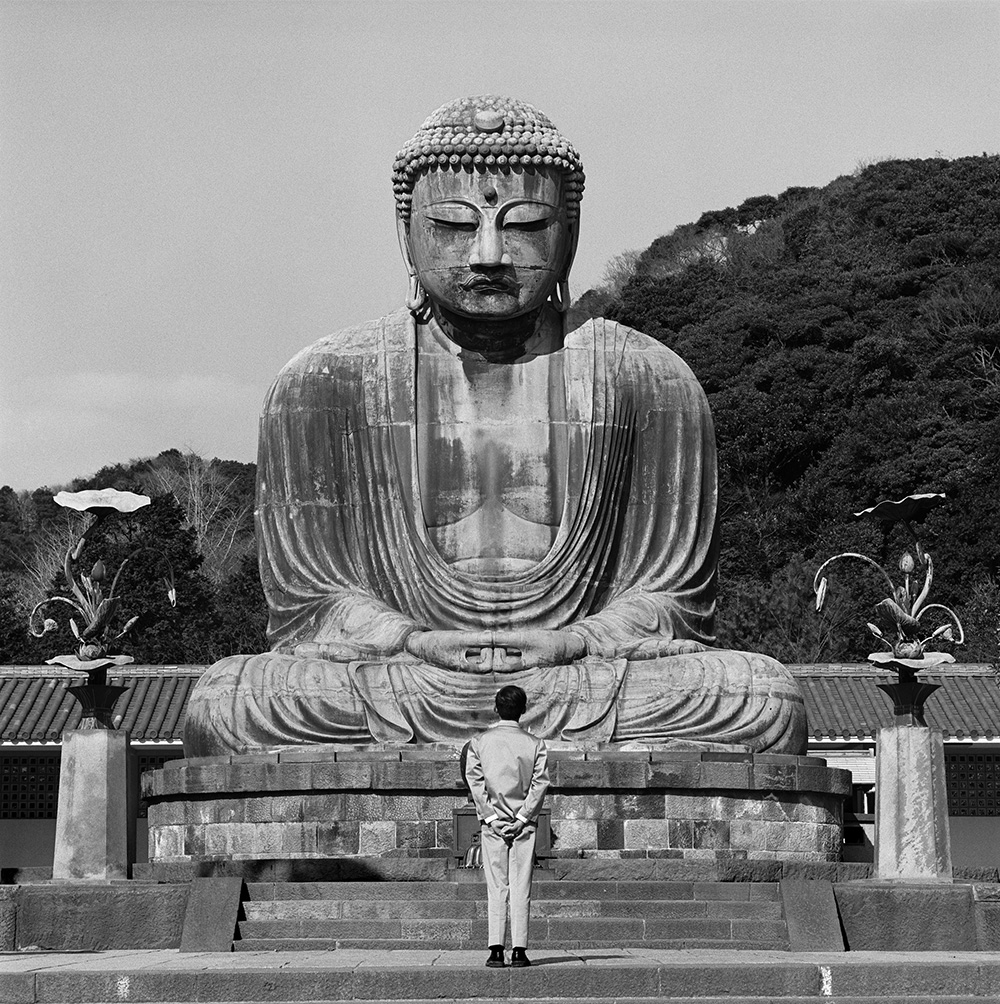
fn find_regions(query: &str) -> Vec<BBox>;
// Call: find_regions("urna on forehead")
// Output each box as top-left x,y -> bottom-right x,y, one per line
392,95 -> 585,222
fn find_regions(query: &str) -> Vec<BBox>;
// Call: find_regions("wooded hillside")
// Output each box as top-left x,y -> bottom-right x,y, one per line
600,154 -> 1000,663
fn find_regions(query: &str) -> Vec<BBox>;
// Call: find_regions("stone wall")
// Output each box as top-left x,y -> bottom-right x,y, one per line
144,746 -> 851,867
5,883 -> 188,951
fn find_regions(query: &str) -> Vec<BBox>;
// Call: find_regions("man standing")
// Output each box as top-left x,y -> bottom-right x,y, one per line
464,685 -> 550,969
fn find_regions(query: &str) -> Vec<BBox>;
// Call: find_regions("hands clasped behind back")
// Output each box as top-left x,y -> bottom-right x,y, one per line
487,815 -> 529,845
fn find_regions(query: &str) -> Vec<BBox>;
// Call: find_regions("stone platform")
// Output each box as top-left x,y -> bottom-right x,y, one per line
143,746 -> 851,868
5,948 -> 1000,1003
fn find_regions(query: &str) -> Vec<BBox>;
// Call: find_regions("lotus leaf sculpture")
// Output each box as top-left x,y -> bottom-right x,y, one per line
28,489 -> 176,727
813,493 -> 964,726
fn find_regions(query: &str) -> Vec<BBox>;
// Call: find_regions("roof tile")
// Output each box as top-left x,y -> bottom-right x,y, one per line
791,664 -> 1000,740
0,666 -> 204,743
2,663 -> 999,745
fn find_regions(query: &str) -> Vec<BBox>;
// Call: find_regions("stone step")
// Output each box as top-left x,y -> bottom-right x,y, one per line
246,898 -> 480,919
238,879 -> 787,950
237,916 -> 789,945
243,897 -> 782,921
234,937 -> 791,952
245,879 -> 781,902
13,957 -> 1000,1001
77,999 -> 1000,1004
19,998 -> 995,1004
143,854 -> 873,885
129,999 -> 1000,1004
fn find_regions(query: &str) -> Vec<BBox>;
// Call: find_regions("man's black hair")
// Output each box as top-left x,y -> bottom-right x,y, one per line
495,685 -> 527,721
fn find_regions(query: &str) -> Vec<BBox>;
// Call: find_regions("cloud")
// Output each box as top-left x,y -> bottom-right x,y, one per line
1,371 -> 262,489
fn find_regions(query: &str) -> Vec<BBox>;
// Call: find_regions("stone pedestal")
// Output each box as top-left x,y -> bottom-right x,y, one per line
874,725 -> 952,882
53,728 -> 132,881
143,746 -> 851,871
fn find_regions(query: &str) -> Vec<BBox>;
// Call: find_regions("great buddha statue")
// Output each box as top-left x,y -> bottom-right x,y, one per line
184,96 -> 806,756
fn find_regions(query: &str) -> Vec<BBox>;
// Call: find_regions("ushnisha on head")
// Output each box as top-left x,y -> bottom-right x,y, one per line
394,96 -> 585,325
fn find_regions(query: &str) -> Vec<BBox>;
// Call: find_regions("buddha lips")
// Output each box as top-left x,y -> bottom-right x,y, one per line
460,274 -> 521,294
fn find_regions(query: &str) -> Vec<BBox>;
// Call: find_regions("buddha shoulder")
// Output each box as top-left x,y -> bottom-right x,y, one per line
263,309 -> 413,411
565,316 -> 704,390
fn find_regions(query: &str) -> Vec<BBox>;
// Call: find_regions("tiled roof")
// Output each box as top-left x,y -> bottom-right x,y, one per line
0,666 -> 203,743
1,663 -> 998,745
791,664 -> 1000,741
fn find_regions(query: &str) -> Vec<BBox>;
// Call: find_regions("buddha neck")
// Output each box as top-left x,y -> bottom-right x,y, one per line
430,304 -> 563,362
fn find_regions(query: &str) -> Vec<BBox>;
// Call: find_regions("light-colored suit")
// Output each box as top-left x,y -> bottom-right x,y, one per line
465,720 -> 549,948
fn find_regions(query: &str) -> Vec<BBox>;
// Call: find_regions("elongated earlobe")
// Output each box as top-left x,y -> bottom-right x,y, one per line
398,216 -> 430,319
406,273 -> 427,312
550,278 -> 570,313
406,273 -> 432,320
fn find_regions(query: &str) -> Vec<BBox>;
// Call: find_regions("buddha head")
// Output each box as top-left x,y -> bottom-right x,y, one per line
393,96 -> 584,327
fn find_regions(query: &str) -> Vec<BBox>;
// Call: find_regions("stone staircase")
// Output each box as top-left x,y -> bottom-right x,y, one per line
235,878 -> 788,951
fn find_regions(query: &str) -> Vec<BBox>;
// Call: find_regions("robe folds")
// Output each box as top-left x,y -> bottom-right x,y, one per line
183,311 -> 806,756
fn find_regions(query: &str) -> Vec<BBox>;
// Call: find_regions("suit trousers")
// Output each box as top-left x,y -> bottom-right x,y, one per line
480,823 -> 537,948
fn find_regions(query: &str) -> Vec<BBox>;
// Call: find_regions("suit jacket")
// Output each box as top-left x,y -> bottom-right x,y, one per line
465,720 -> 549,825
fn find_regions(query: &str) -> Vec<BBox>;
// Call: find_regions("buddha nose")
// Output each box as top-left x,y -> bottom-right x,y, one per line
468,223 -> 513,268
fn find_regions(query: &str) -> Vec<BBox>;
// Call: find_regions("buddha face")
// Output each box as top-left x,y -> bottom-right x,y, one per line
406,167 -> 571,320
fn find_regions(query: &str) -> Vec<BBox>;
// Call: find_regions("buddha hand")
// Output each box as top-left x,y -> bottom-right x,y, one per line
405,629 -> 586,672
404,631 -> 494,672
490,630 -> 586,671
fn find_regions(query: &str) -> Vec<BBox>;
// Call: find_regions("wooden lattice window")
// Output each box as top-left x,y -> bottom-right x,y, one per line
946,751 -> 1000,816
0,749 -> 185,820
0,753 -> 61,819
136,752 -> 183,773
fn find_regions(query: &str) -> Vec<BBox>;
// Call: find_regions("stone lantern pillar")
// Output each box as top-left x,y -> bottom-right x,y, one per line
873,672 -> 952,882
52,667 -> 133,881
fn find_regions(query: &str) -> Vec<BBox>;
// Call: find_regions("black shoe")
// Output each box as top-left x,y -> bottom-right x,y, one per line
486,945 -> 506,968
510,947 -> 531,968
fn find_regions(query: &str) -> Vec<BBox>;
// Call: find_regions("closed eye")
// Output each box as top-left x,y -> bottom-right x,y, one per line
499,202 -> 556,231
502,218 -> 550,233
424,204 -> 479,231
430,219 -> 478,233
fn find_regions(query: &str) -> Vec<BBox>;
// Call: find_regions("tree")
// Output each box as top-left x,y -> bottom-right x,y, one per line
0,572 -> 37,663
0,487 -> 31,573
137,451 -> 254,583
212,546 -> 268,658
599,249 -> 643,298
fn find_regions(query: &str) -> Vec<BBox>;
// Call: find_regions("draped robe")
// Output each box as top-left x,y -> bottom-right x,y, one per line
183,310 -> 806,755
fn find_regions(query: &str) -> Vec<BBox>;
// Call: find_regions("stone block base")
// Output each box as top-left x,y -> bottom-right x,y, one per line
13,883 -> 188,951
144,746 -> 850,866
835,882 -> 977,951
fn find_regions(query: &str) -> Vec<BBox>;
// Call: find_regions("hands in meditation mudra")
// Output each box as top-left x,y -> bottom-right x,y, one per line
184,96 -> 806,756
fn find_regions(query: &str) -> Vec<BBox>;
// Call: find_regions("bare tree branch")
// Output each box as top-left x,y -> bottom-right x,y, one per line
139,453 -> 253,582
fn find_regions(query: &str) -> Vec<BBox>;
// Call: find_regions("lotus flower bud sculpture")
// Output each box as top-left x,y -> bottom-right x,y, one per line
28,489 -> 176,728
813,493 -> 964,726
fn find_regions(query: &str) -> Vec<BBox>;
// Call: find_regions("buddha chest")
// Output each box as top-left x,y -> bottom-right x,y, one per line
415,338 -> 569,574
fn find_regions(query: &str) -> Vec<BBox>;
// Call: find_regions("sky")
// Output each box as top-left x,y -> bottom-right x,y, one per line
1,0 -> 998,491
